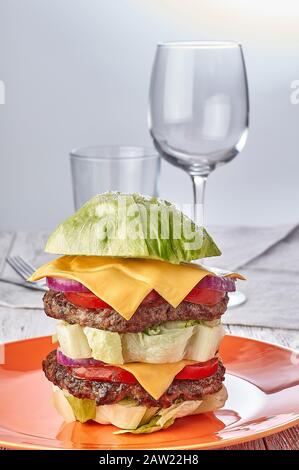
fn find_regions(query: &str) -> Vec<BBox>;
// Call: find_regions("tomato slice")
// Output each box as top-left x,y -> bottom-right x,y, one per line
63,282 -> 224,310
184,287 -> 225,306
73,358 -> 218,384
141,290 -> 161,304
73,365 -> 137,384
64,290 -> 162,310
174,357 -> 219,380
64,292 -> 111,309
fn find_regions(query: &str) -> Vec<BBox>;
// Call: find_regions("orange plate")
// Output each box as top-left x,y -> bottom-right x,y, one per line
0,335 -> 299,450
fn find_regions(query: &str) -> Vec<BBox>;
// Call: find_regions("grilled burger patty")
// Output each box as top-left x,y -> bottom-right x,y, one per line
44,290 -> 228,333
43,350 -> 225,408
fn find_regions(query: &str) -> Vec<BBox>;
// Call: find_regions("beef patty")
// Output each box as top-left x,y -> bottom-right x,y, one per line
43,350 -> 225,408
44,290 -> 228,333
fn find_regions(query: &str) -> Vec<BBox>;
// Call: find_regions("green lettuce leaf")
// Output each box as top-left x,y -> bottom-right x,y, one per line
67,395 -> 158,430
122,326 -> 194,363
94,401 -> 155,429
114,416 -> 175,434
114,400 -> 202,434
55,387 -> 226,433
143,319 -> 220,334
45,192 -> 221,263
83,327 -> 123,364
57,319 -> 224,364
55,388 -> 226,432
56,321 -> 92,359
122,320 -> 224,363
66,395 -> 96,423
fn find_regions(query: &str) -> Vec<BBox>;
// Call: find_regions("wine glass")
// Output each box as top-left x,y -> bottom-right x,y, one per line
148,41 -> 249,307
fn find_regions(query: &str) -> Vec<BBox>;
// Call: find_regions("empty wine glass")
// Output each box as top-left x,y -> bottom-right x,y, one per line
149,41 -> 249,307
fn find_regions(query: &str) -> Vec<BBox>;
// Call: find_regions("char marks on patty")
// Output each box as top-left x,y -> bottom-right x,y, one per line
43,350 -> 225,408
43,290 -> 228,333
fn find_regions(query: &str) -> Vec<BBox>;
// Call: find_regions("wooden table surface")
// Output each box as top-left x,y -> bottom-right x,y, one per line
0,231 -> 298,450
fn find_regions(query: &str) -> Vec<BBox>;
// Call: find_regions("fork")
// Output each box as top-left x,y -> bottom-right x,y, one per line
5,256 -> 48,291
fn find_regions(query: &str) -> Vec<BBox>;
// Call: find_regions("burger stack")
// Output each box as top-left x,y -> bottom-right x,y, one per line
30,193 -> 242,433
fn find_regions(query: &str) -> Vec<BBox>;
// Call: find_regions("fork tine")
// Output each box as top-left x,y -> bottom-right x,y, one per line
13,257 -> 33,278
15,256 -> 36,277
6,257 -> 30,280
7,256 -> 33,280
6,256 -> 47,287
6,257 -> 23,278
6,257 -> 23,274
17,257 -> 47,285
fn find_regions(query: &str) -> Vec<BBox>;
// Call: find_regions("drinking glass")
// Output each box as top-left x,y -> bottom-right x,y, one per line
70,146 -> 160,210
149,41 -> 249,307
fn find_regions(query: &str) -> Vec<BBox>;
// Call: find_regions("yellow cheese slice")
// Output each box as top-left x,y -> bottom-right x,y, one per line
118,360 -> 196,400
29,256 -> 243,320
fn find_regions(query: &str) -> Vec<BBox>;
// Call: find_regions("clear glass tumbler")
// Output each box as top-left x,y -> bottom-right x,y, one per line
70,146 -> 160,210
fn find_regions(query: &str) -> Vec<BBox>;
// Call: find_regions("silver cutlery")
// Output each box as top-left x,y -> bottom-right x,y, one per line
5,256 -> 47,291
0,276 -> 46,291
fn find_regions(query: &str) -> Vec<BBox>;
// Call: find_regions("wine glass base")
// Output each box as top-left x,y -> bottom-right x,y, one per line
228,291 -> 247,308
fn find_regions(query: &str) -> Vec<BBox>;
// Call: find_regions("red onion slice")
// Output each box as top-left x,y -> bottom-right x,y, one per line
46,277 -> 90,293
56,350 -> 103,367
198,275 -> 236,292
48,273 -> 236,298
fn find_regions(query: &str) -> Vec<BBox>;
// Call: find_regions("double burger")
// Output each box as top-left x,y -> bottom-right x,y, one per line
30,192 -> 242,433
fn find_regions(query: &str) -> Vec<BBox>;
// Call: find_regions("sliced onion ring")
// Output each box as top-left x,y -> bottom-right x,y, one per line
56,350 -> 102,367
198,275 -> 236,292
46,276 -> 90,292
47,273 -> 236,297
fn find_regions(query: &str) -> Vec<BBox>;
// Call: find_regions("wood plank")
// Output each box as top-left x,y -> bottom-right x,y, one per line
0,232 -> 15,274
1,231 -> 51,280
0,307 -> 56,342
226,324 -> 299,350
264,425 -> 299,450
222,439 -> 266,450
0,231 -> 53,343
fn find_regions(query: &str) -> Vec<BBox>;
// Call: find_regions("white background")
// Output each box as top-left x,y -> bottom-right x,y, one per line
0,0 -> 298,230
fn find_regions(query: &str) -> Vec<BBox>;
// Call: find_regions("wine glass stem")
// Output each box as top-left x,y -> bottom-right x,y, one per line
191,175 -> 207,226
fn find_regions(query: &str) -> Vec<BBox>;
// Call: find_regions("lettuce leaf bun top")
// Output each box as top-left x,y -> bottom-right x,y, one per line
45,192 -> 221,263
